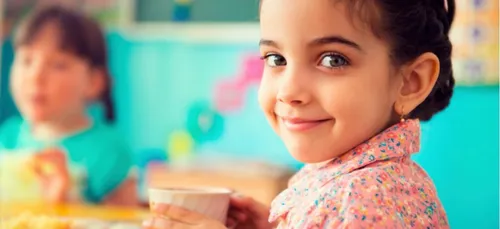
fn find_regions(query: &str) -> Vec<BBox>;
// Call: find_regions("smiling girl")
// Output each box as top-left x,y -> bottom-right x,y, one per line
144,0 -> 455,228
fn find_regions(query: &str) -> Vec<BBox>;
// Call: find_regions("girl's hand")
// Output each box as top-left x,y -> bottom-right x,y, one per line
142,204 -> 227,229
227,195 -> 275,229
32,148 -> 70,203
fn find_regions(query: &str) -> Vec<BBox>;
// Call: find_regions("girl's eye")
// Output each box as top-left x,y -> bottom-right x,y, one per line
262,54 -> 287,67
320,53 -> 349,68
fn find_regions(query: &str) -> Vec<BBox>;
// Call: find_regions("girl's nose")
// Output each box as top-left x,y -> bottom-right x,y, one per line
276,67 -> 311,106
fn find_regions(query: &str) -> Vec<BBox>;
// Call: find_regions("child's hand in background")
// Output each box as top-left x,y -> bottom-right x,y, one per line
227,195 -> 275,229
32,148 -> 70,203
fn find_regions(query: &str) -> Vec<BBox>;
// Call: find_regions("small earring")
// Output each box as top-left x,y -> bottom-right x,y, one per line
400,106 -> 406,123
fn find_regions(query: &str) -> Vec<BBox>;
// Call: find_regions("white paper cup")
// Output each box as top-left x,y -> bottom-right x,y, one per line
148,187 -> 232,223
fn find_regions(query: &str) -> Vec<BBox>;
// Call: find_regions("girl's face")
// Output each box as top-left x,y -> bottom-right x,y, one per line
10,23 -> 100,123
258,0 -> 403,163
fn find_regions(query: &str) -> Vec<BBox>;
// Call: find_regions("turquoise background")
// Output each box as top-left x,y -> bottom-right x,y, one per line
1,32 -> 498,228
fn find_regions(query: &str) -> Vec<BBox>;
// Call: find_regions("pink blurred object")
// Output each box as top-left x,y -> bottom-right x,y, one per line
213,79 -> 246,114
241,55 -> 264,84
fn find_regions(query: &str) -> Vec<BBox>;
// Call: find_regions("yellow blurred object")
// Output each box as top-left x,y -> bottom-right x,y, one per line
39,162 -> 56,175
0,202 -> 148,222
18,157 -> 37,185
1,212 -> 72,229
167,130 -> 194,161
0,152 -> 42,202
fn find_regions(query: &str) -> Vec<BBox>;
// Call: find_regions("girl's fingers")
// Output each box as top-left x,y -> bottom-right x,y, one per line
36,149 -> 64,162
34,150 -> 69,178
152,204 -> 204,224
229,194 -> 252,209
143,217 -> 191,229
142,219 -> 154,229
226,218 -> 237,228
228,209 -> 248,222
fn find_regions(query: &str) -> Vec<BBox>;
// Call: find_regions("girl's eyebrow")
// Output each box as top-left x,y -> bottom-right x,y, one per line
310,35 -> 362,51
259,39 -> 279,48
260,35 -> 363,52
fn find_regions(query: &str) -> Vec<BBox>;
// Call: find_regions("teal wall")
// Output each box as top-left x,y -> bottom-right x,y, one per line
1,33 -> 498,228
416,86 -> 499,229
136,0 -> 259,22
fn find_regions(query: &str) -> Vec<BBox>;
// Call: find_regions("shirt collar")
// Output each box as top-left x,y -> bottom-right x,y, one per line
311,118 -> 420,179
269,119 -> 421,223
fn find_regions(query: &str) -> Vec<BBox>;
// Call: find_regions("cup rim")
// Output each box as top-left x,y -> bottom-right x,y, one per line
148,186 -> 233,195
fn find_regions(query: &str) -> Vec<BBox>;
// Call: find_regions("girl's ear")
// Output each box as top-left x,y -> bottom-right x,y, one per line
86,68 -> 105,102
394,52 -> 440,116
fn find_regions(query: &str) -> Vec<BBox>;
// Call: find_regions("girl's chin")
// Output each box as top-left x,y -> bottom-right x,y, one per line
288,147 -> 338,164
23,112 -> 52,123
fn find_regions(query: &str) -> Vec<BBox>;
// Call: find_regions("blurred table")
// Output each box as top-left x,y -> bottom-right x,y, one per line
0,202 -> 149,222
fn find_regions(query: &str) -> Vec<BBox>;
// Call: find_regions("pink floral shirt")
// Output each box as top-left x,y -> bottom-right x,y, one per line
269,119 -> 449,229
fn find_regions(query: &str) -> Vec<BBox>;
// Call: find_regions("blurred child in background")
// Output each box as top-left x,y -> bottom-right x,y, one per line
0,5 -> 136,206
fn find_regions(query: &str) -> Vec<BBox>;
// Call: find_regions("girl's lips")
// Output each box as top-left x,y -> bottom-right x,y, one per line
280,117 -> 333,131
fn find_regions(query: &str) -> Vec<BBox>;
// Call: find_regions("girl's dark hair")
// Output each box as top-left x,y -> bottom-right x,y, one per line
345,0 -> 456,121
14,5 -> 115,122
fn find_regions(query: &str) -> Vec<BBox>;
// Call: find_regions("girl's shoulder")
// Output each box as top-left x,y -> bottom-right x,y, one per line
61,121 -> 132,160
0,116 -> 26,149
0,115 -> 24,132
65,121 -> 127,146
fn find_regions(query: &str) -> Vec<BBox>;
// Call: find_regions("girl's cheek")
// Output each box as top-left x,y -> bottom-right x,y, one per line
258,80 -> 278,112
10,74 -> 23,97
